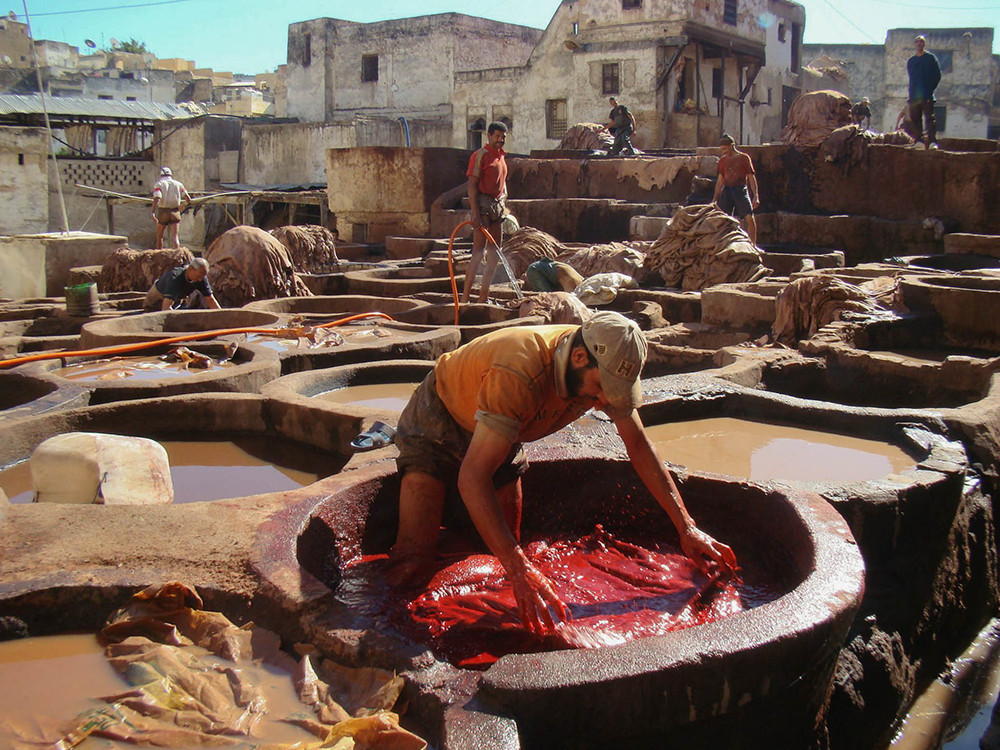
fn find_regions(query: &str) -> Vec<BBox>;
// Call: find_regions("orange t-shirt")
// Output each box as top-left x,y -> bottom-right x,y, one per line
467,144 -> 508,198
434,325 -> 604,443
717,152 -> 755,187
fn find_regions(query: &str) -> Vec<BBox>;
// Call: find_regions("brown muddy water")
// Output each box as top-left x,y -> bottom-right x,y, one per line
0,437 -> 330,504
315,382 -> 419,412
51,356 -> 235,381
0,633 -> 317,749
645,417 -> 915,482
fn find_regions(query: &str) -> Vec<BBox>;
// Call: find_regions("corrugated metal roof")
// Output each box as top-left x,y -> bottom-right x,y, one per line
0,94 -> 194,120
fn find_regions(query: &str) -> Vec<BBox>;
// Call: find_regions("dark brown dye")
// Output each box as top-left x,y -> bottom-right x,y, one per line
0,436 -> 338,504
51,356 -> 235,381
340,527 -> 781,669
316,382 -> 419,412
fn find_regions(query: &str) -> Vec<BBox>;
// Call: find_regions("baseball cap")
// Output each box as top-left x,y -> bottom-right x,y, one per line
581,310 -> 647,412
160,166 -> 172,176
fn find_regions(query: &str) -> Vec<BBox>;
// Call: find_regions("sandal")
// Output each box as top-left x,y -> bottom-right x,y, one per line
350,421 -> 397,452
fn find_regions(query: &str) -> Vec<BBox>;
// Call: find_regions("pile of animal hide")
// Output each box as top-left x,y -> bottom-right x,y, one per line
558,123 -> 615,151
771,273 -> 901,343
205,226 -> 312,307
270,225 -> 339,272
819,124 -> 916,171
99,247 -> 193,293
645,204 -> 770,290
781,90 -> 853,150
512,291 -> 592,325
503,227 -> 646,281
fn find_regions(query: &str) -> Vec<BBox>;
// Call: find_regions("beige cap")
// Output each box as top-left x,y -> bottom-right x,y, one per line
581,310 -> 647,412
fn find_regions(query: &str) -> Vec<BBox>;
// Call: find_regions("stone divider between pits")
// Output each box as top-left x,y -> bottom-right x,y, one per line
251,456 -> 863,750
78,309 -> 287,349
261,360 -> 434,457
12,341 -> 281,405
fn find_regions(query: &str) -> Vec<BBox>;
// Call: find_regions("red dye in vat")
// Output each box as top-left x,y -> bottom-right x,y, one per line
344,527 -> 782,669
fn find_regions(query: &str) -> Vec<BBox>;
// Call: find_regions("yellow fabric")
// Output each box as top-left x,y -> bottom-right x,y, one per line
434,325 -> 595,443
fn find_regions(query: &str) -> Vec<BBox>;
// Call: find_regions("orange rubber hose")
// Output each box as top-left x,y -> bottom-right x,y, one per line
0,311 -> 394,369
446,220 -> 499,326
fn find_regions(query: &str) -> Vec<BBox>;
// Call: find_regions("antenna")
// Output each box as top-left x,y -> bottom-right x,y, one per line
84,39 -> 96,49
110,37 -> 120,49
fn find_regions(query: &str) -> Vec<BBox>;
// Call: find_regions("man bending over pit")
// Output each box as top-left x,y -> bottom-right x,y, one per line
143,257 -> 221,312
387,311 -> 737,633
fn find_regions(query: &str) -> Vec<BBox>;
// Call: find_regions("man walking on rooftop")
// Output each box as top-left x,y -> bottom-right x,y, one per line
907,35 -> 942,150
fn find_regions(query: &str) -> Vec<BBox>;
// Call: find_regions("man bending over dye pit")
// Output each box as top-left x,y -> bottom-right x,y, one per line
387,312 -> 737,633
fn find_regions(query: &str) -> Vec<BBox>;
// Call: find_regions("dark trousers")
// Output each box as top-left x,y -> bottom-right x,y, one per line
609,125 -> 636,156
908,99 -> 936,145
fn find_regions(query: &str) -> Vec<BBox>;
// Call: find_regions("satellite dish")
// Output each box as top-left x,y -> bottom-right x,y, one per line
110,37 -> 120,49
84,39 -> 96,48
2,55 -> 10,64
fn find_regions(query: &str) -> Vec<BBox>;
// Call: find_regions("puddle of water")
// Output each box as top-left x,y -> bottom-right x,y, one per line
645,417 -> 915,482
315,382 -> 419,411
0,438 -> 326,504
52,356 -> 234,382
0,633 -> 317,750
244,325 -> 417,352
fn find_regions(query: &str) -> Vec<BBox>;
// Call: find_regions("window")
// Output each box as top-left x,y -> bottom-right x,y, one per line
791,23 -> 801,72
933,50 -> 954,74
18,153 -> 24,165
712,67 -> 723,99
302,33 -> 311,68
622,0 -> 641,8
602,63 -> 620,95
778,23 -> 786,42
546,99 -> 568,139
934,105 -> 947,133
573,22 -> 579,34
723,0 -> 737,26
126,96 -> 137,101
362,54 -> 379,82
98,94 -> 113,100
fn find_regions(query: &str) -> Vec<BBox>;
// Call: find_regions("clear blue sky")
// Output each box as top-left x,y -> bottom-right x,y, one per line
17,0 -> 1000,76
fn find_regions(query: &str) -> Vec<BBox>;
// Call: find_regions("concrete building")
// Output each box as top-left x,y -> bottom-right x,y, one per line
0,17 -> 33,68
284,14 -> 542,124
803,27 -> 998,139
286,1 -> 804,151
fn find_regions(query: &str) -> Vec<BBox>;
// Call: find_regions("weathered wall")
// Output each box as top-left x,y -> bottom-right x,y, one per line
748,144 -> 1000,235
326,146 -> 467,242
0,127 -> 48,236
286,14 -> 541,125
154,118 -> 206,247
801,44 -> 885,127
48,158 -> 159,246
241,119 -> 453,186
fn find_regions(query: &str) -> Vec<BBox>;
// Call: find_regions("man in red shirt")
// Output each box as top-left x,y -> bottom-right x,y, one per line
462,121 -> 509,304
712,134 -> 761,246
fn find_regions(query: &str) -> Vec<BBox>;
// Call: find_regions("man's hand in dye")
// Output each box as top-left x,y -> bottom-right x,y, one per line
680,526 -> 738,576
508,549 -> 570,634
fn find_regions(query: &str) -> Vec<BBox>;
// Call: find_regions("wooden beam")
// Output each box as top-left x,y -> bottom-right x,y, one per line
106,197 -> 115,235
656,44 -> 687,91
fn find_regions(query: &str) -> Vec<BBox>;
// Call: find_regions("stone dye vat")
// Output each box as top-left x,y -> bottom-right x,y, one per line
262,360 -> 433,456
258,457 -> 863,749
343,266 -> 458,297
901,274 -> 1000,350
392,303 -> 546,343
236,321 -> 459,375
0,434 -> 326,505
13,342 -> 280,405
243,294 -> 428,321
78,309 -> 285,348
0,368 -> 89,420
635,371 -> 997,750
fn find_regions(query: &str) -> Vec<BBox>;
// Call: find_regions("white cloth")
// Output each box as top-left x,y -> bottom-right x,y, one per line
152,177 -> 188,209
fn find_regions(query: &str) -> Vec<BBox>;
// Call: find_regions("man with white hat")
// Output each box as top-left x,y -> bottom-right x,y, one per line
388,312 -> 737,633
151,166 -> 191,249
